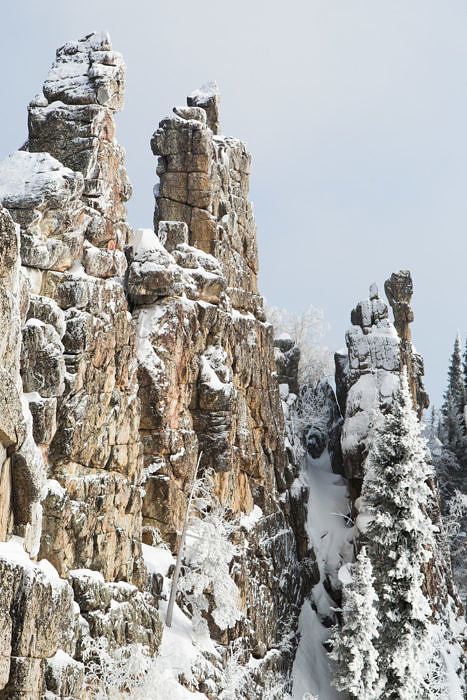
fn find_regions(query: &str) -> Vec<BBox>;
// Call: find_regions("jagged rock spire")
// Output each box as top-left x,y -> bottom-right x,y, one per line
384,270 -> 429,417
187,81 -> 220,134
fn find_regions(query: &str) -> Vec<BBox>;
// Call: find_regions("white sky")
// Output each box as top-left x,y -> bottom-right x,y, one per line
2,0 -> 467,404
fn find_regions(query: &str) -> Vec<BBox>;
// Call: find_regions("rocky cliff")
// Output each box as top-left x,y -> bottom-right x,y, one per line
0,31 -> 464,700
0,32 -> 311,698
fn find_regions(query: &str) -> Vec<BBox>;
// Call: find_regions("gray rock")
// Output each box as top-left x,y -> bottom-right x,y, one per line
157,220 -> 188,252
27,295 -> 66,339
83,246 -> 127,279
20,320 -> 65,398
27,397 -> 57,447
0,369 -> 25,449
45,651 -> 84,697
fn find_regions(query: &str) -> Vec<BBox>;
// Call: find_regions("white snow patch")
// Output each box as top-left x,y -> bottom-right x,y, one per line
292,600 -> 344,700
69,568 -> 105,583
0,151 -> 75,202
292,450 -> 354,699
132,227 -> 163,252
337,562 -> 353,586
239,505 -> 263,531
189,81 -> 219,104
141,542 -> 217,697
142,543 -> 174,578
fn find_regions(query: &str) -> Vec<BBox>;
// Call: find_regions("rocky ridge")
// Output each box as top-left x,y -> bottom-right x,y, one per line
0,33 -> 310,698
0,30 -> 463,700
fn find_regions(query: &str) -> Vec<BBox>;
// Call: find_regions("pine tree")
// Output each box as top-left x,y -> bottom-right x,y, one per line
329,547 -> 381,700
464,336 -> 467,398
440,334 -> 466,465
360,369 -> 435,700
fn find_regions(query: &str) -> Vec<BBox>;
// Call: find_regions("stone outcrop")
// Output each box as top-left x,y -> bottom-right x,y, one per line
274,335 -> 301,396
340,274 -> 430,488
132,90 -> 311,682
0,32 -> 159,698
384,270 -> 429,417
339,276 -> 462,624
0,32 -> 308,698
151,86 -> 263,320
340,283 -> 401,485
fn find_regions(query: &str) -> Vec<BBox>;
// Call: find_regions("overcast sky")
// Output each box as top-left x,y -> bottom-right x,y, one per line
2,1 -> 467,404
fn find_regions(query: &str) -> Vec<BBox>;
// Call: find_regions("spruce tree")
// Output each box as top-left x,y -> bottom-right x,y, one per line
360,369 -> 435,700
464,336 -> 467,397
329,547 -> 381,700
464,336 -> 467,424
440,333 -> 466,465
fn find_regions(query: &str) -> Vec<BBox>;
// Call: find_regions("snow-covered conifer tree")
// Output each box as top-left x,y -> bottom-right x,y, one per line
329,547 -> 380,700
440,334 -> 466,465
464,337 -> 467,397
360,369 -> 435,700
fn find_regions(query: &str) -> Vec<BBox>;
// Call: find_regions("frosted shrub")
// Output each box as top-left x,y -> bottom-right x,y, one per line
218,641 -> 248,699
265,302 -> 333,385
83,638 -> 151,698
83,637 -> 204,699
178,469 -> 242,638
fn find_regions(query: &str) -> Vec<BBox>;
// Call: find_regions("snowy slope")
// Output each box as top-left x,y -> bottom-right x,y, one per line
292,451 -> 354,699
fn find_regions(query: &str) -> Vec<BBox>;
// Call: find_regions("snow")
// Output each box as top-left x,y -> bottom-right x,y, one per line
142,542 -> 174,578
0,538 -> 68,594
132,227 -> 163,253
231,308 -> 255,320
0,537 -> 34,568
68,260 -> 91,278
141,542 -> 216,698
292,449 -> 354,699
305,450 -> 354,589
239,505 -> 263,531
199,346 -> 233,398
292,600 -> 344,700
337,562 -> 353,586
0,151 -> 75,203
189,81 -> 219,104
22,266 -> 42,294
46,648 -> 81,687
279,383 -> 289,400
69,568 -> 105,583
23,391 -> 42,403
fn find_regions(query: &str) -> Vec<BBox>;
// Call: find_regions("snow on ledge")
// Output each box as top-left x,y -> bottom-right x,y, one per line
240,504 -> 263,531
188,81 -> 219,104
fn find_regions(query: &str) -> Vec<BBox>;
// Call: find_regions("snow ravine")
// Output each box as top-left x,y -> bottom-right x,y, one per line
292,451 -> 354,700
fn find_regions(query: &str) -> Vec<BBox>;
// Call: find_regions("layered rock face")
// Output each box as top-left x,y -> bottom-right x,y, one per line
384,270 -> 430,417
0,33 -> 161,698
133,88 -> 311,668
151,83 -> 263,319
0,34 -> 308,698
